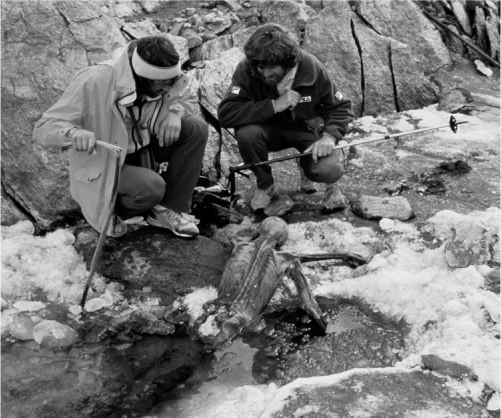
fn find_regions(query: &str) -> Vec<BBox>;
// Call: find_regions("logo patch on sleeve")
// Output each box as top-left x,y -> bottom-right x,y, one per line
231,86 -> 241,94
335,91 -> 343,100
298,96 -> 312,103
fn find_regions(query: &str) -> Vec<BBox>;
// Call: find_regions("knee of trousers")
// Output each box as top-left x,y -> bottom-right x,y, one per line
303,153 -> 344,184
130,175 -> 165,207
235,124 -> 267,149
182,115 -> 209,144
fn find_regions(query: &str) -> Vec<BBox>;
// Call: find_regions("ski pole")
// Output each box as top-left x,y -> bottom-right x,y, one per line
61,140 -> 123,308
229,115 -> 468,175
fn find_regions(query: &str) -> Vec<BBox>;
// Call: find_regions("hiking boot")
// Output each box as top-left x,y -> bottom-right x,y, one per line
107,215 -> 128,238
250,185 -> 276,212
296,158 -> 318,193
147,205 -> 199,238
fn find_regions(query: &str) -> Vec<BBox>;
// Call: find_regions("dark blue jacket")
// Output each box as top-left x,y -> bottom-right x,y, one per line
217,50 -> 354,142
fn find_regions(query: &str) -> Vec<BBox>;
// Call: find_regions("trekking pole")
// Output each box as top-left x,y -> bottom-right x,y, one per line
61,140 -> 123,308
228,115 -> 468,194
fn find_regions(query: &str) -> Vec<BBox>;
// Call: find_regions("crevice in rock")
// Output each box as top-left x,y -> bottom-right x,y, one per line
1,180 -> 38,225
350,18 -> 365,116
54,6 -> 92,66
388,43 -> 401,113
349,1 -> 383,37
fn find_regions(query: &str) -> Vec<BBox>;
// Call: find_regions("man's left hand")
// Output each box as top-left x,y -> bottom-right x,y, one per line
156,111 -> 182,147
306,135 -> 336,163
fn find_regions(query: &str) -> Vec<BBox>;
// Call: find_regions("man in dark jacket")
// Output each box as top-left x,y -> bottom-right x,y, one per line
217,23 -> 354,212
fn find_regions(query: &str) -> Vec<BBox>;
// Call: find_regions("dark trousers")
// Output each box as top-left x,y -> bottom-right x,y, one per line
235,123 -> 344,190
115,115 -> 208,219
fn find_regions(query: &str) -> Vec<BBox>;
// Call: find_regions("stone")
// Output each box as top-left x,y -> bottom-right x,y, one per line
259,0 -> 313,40
265,194 -> 295,217
484,292 -> 500,323
217,0 -> 242,12
421,354 -> 477,380
450,0 -> 472,36
84,297 -> 107,312
437,88 -> 474,112
350,196 -> 414,220
1,312 -> 14,337
32,320 -> 78,348
485,12 -> 500,61
180,27 -> 203,49
322,184 -> 349,211
138,1 -> 163,14
8,314 -> 35,340
12,301 -> 46,312
475,59 -> 494,77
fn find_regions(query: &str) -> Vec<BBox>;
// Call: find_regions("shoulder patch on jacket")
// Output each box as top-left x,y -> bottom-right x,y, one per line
231,86 -> 241,94
335,91 -> 343,100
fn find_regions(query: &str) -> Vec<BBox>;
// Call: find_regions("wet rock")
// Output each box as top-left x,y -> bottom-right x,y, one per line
437,88 -> 474,112
265,194 -> 295,217
350,196 -> 414,220
129,309 -> 175,335
2,342 -> 133,418
421,354 -> 477,380
321,184 -> 348,211
8,314 -> 35,340
32,320 -> 78,349
260,368 -> 488,417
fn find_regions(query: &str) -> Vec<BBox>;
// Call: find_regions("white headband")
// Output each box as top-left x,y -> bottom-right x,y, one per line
131,48 -> 181,80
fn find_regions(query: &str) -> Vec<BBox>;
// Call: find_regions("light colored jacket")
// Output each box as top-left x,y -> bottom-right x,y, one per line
34,41 -> 197,231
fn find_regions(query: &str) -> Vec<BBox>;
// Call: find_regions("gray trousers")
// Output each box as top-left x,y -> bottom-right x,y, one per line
235,123 -> 344,190
115,115 -> 208,219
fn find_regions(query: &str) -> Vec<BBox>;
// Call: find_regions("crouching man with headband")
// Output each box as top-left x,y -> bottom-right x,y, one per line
34,36 -> 208,238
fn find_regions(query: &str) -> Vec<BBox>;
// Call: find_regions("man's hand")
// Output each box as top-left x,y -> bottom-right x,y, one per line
305,135 -> 336,163
71,129 -> 97,155
273,90 -> 301,113
155,111 -> 182,147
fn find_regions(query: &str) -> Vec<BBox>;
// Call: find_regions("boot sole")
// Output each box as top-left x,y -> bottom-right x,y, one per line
147,217 -> 198,238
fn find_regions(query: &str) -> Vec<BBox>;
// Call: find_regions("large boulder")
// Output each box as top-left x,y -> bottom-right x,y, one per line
302,0 -> 364,116
1,1 -> 126,227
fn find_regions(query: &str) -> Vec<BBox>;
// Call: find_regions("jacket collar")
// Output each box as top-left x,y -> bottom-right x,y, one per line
103,41 -> 138,105
291,50 -> 316,88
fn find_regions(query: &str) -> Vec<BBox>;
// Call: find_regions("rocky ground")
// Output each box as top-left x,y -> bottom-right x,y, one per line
1,1 -> 500,417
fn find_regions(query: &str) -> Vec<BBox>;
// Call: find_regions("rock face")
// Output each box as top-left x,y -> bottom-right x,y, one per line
1,0 -> 455,229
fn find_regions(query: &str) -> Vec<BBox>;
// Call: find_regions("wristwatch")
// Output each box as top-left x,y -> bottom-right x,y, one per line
66,127 -> 79,138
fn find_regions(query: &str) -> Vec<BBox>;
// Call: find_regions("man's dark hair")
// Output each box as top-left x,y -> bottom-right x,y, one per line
137,36 -> 179,67
244,23 -> 300,70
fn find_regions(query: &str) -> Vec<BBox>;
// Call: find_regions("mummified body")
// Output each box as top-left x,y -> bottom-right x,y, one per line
214,217 -> 366,344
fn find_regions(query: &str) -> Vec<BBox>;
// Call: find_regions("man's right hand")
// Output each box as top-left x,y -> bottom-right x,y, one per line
71,129 -> 97,155
273,90 -> 301,113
